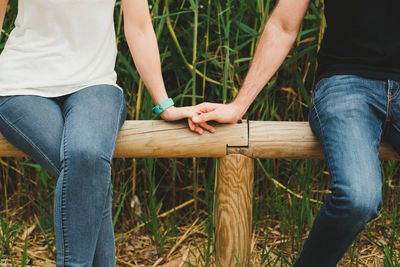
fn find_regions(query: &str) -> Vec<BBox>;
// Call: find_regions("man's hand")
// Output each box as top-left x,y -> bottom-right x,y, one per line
160,106 -> 216,135
191,102 -> 244,124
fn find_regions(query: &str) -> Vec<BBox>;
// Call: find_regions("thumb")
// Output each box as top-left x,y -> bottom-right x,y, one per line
192,111 -> 218,123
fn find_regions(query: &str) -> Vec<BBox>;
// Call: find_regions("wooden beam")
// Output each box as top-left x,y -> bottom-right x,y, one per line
239,121 -> 400,160
245,121 -> 323,159
1,120 -> 399,159
216,154 -> 254,267
0,120 -> 248,158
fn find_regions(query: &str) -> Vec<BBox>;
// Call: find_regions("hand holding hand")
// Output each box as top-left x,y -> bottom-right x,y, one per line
191,102 -> 245,124
160,106 -> 216,135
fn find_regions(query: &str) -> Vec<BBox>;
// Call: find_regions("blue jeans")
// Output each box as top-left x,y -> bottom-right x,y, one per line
294,75 -> 400,266
0,85 -> 126,267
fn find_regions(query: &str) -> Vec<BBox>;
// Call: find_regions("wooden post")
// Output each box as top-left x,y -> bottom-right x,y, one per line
216,154 -> 254,267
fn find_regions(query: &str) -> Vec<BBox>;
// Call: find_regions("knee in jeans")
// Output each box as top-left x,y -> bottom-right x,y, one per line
333,189 -> 382,223
67,145 -> 111,169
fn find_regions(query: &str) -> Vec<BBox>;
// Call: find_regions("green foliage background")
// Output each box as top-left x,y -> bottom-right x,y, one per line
1,0 -> 400,266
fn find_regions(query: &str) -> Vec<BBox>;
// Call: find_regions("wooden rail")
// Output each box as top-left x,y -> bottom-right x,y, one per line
1,120 -> 399,266
2,120 -> 398,159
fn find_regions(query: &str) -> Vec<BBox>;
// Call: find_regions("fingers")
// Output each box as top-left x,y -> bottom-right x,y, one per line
188,119 -> 215,134
199,122 -> 215,133
163,107 -> 212,135
192,110 -> 219,123
188,117 -> 196,131
166,105 -> 222,134
196,103 -> 217,113
187,118 -> 204,135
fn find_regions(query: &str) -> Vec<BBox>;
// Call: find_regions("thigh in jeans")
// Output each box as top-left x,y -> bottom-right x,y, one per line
54,84 -> 126,266
310,75 -> 385,219
0,95 -> 64,176
296,75 -> 386,267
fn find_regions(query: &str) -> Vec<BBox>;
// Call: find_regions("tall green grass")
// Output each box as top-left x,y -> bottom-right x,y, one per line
1,0 -> 400,266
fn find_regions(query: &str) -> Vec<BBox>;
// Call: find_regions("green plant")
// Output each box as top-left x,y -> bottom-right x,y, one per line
0,215 -> 21,261
2,0 -> 400,266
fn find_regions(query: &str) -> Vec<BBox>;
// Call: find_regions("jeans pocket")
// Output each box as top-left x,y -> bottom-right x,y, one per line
315,77 -> 329,90
312,77 -> 329,104
308,103 -> 322,139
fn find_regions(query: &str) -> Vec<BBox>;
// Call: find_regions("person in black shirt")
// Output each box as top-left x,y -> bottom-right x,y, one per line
192,0 -> 400,265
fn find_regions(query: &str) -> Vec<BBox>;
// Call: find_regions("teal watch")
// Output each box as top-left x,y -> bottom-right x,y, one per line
153,98 -> 174,115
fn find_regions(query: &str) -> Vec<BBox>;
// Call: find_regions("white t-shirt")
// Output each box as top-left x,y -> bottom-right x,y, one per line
0,0 -> 121,97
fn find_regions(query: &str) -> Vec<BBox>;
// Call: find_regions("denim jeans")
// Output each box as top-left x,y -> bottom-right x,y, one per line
294,75 -> 400,266
0,85 -> 126,267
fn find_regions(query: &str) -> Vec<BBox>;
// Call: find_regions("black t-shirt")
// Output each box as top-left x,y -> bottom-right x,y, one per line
316,0 -> 400,81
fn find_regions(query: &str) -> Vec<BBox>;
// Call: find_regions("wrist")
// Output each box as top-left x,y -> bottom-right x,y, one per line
230,101 -> 248,119
160,106 -> 177,120
153,98 -> 174,115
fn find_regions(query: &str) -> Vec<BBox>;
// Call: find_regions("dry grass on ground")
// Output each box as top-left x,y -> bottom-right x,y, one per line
1,213 -> 397,267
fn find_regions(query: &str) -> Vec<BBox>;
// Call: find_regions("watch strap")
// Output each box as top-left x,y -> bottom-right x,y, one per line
153,98 -> 174,115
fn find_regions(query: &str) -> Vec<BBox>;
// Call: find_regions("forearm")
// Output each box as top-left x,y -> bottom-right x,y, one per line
0,0 -> 8,39
124,21 -> 213,132
233,19 -> 298,116
125,25 -> 169,105
231,0 -> 310,117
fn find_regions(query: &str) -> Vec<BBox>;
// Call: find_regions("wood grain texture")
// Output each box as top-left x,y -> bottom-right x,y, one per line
1,120 -> 399,159
0,120 -> 248,158
245,121 -> 400,160
0,134 -> 25,157
216,154 -> 254,267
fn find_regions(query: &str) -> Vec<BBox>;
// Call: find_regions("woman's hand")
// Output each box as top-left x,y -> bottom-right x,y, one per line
191,102 -> 244,124
160,106 -> 216,135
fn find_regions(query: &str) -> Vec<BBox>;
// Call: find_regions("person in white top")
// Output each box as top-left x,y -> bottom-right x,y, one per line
0,1 -> 213,266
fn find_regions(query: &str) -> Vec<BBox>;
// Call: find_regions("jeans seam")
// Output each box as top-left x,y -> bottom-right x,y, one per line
108,93 -> 125,163
0,113 -> 60,176
383,81 -> 392,131
61,124 -> 69,265
96,94 -> 124,224
97,94 -> 124,221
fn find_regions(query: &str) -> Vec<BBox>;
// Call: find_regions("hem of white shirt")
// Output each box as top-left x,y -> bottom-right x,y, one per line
0,82 -> 123,98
